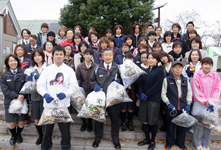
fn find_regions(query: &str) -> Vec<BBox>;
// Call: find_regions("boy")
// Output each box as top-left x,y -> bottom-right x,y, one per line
37,23 -> 49,47
161,61 -> 192,150
27,34 -> 41,58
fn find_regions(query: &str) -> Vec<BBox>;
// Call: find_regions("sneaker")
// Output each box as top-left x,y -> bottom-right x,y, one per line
196,146 -> 203,150
188,127 -> 194,134
203,147 -> 210,150
25,120 -> 30,127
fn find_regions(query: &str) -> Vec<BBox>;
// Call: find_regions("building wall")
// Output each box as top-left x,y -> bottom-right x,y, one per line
3,14 -> 16,36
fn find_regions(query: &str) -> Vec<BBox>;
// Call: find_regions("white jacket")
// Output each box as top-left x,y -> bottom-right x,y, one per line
182,61 -> 201,83
37,63 -> 78,107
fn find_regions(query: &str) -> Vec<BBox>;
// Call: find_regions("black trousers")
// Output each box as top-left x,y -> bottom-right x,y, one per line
166,108 -> 187,146
94,103 -> 120,142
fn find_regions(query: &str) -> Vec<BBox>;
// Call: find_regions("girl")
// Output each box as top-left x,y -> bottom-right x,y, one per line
14,44 -> 31,69
47,31 -> 57,46
171,23 -> 183,43
85,27 -> 100,45
17,29 -> 31,50
161,31 -> 173,53
148,31 -> 156,51
74,41 -> 89,70
105,29 -> 112,38
88,31 -> 100,52
169,42 -> 186,65
43,41 -> 54,64
64,44 -> 75,70
74,25 -> 85,41
155,27 -> 164,43
59,29 -> 74,47
113,25 -> 126,48
124,35 -> 135,53
137,52 -> 165,150
133,37 -> 149,56
191,57 -> 220,150
56,27 -> 67,45
152,42 -> 162,53
29,48 -> 48,145
140,51 -> 149,69
94,37 -> 109,64
183,29 -> 198,54
0,54 -> 26,145
182,49 -> 202,82
71,33 -> 82,57
134,44 -> 149,68
108,36 -> 122,58
76,49 -> 97,132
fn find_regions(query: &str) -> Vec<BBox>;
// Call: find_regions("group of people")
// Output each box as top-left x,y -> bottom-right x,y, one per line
0,21 -> 220,150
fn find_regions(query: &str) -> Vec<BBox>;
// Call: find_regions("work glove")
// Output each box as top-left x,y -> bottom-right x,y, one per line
44,94 -> 54,103
56,92 -> 66,100
115,78 -> 120,84
168,103 -> 174,111
94,86 -> 101,92
184,104 -> 191,113
140,93 -> 147,101
34,75 -> 40,80
207,104 -> 214,112
28,75 -> 33,81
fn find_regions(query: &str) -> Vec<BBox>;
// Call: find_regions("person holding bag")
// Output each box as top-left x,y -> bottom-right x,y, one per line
0,54 -> 26,145
191,57 -> 220,150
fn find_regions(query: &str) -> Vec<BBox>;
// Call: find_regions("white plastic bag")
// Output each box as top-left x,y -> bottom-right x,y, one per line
8,99 -> 28,115
70,87 -> 85,112
38,99 -> 74,125
106,80 -> 132,108
20,68 -> 37,94
120,59 -> 146,88
77,91 -> 106,123
172,110 -> 198,128
195,106 -> 220,129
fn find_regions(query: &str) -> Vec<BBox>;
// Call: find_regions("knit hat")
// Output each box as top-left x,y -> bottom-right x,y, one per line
47,31 -> 55,37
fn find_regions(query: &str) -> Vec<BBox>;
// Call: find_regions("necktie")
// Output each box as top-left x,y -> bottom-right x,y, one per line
26,41 -> 28,45
13,71 -> 16,79
107,65 -> 109,73
19,59 -> 22,63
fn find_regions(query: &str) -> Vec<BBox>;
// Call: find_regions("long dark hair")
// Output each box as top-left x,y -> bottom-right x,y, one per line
30,48 -> 45,67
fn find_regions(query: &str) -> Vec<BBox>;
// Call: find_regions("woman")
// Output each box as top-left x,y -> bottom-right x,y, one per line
191,57 -> 220,150
134,44 -> 149,68
133,37 -> 149,56
43,41 -> 54,64
74,41 -> 89,70
105,29 -> 112,38
14,44 -> 31,69
113,25 -> 126,48
161,31 -> 173,53
76,49 -> 97,132
155,27 -> 164,43
182,49 -> 202,82
71,33 -> 82,57
169,42 -> 186,65
74,25 -> 85,41
124,35 -> 135,53
85,27 -> 100,45
183,29 -> 198,55
59,29 -> 74,47
56,27 -> 67,45
137,52 -> 165,150
64,44 -> 75,70
0,54 -> 26,145
88,31 -> 100,52
28,48 -> 48,145
132,23 -> 144,48
47,31 -> 57,46
152,42 -> 163,53
94,37 -> 109,64
108,36 -> 122,58
140,51 -> 149,69
185,37 -> 208,63
17,29 -> 31,50
171,23 -> 183,43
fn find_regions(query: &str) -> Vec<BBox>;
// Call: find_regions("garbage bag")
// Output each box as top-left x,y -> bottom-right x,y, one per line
77,91 -> 106,123
195,105 -> 220,129
38,99 -> 74,125
172,110 -> 198,128
70,87 -> 85,112
8,99 -> 28,115
106,81 -> 132,107
120,59 -> 146,88
20,68 -> 37,94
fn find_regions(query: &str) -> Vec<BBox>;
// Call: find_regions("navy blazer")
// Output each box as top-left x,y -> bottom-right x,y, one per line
115,54 -> 124,65
21,57 -> 31,69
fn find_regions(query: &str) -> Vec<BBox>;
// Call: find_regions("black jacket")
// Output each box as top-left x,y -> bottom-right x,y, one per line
133,54 -> 141,68
0,68 -> 26,107
90,61 -> 121,94
132,33 -> 144,48
26,45 -> 41,58
138,65 -> 165,103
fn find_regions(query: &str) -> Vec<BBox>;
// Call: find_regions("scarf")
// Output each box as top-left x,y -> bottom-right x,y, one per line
44,50 -> 53,64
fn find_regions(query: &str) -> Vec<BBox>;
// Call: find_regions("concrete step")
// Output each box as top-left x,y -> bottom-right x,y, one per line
0,134 -> 221,150
0,121 -> 221,141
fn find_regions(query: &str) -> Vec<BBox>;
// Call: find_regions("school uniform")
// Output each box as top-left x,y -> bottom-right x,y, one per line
133,54 -> 142,68
18,39 -> 31,52
155,36 -> 164,44
70,45 -> 79,57
37,63 -> 78,150
161,42 -> 174,53
0,68 -> 26,122
132,33 -> 144,48
172,33 -> 183,43
26,44 -> 41,58
94,50 -> 103,64
113,34 -> 126,48
113,47 -> 122,59
89,43 -> 99,52
90,61 -> 121,144
161,73 -> 192,147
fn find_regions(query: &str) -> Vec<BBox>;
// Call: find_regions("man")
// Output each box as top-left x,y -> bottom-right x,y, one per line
161,61 -> 192,150
37,45 -> 77,150
182,21 -> 200,42
90,48 -> 121,149
27,34 -> 41,58
146,24 -> 154,39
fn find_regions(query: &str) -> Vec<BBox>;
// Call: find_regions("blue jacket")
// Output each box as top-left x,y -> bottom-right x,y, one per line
166,73 -> 188,110
115,54 -> 124,65
26,45 -> 41,58
113,34 -> 126,48
113,47 -> 122,59
138,65 -> 165,103
21,57 -> 31,69
172,33 -> 183,43
133,54 -> 141,68
70,45 -> 79,57
37,32 -> 43,47
94,50 -> 103,64
89,43 -> 99,52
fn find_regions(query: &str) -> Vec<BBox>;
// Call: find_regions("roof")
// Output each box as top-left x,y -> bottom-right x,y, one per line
0,0 -> 8,12
18,20 -> 64,35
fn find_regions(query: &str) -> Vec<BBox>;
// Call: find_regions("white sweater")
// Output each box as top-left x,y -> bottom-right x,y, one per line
37,63 -> 78,107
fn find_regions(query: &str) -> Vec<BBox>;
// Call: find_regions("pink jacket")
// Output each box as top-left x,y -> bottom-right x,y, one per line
191,68 -> 220,105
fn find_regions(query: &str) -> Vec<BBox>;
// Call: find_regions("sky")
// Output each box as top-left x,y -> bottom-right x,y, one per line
9,0 -> 221,45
